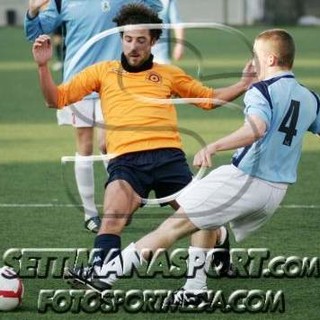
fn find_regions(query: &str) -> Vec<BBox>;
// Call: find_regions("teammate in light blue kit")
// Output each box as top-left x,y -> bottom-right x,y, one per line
82,29 -> 320,303
152,0 -> 184,63
24,0 -> 162,233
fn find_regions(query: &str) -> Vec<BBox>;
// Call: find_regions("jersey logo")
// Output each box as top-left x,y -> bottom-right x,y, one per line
101,0 -> 111,13
146,72 -> 162,84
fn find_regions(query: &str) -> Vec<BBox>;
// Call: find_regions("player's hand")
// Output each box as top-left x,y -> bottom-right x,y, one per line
240,60 -> 257,90
193,144 -> 216,168
32,35 -> 53,66
28,0 -> 50,18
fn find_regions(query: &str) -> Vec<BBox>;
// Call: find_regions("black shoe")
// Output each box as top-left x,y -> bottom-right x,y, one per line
63,266 -> 111,292
213,228 -> 233,276
163,288 -> 210,310
84,216 -> 101,233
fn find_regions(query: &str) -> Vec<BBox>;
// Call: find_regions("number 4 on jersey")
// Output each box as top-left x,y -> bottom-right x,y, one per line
278,100 -> 300,146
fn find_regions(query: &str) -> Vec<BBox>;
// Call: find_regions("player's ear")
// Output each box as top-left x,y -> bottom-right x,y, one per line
267,54 -> 276,66
150,37 -> 157,46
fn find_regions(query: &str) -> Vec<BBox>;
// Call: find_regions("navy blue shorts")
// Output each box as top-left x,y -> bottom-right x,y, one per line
106,148 -> 193,205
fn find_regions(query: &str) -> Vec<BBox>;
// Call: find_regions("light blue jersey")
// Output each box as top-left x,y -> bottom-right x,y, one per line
152,0 -> 181,63
25,0 -> 162,85
232,71 -> 320,183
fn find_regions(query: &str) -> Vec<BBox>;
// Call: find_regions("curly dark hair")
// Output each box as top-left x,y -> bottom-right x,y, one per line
113,3 -> 163,41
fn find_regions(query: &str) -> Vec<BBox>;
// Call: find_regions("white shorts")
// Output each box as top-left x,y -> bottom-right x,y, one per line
57,99 -> 104,127
177,165 -> 288,242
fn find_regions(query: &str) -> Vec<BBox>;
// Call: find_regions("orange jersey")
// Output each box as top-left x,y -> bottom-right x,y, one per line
57,61 -> 214,156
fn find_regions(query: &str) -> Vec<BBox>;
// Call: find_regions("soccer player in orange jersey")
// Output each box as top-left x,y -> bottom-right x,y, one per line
32,3 -> 256,291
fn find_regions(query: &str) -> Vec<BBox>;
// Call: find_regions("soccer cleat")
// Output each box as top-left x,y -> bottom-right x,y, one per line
84,216 -> 101,233
163,288 -> 210,310
213,228 -> 233,276
63,266 -> 111,292
162,288 -> 184,308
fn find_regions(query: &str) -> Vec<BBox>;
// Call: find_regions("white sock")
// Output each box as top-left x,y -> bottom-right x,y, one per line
74,153 -> 98,220
97,243 -> 142,286
183,246 -> 211,290
218,226 -> 227,245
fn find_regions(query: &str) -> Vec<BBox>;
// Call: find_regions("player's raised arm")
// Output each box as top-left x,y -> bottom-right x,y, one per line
27,0 -> 50,19
193,114 -> 267,168
213,60 -> 257,106
32,35 -> 58,108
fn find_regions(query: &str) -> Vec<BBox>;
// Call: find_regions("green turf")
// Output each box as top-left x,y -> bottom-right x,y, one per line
0,26 -> 319,320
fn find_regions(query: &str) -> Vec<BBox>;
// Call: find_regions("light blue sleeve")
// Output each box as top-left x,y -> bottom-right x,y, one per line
243,87 -> 272,129
169,0 -> 182,23
308,92 -> 320,134
24,1 -> 63,41
308,112 -> 320,134
308,116 -> 320,134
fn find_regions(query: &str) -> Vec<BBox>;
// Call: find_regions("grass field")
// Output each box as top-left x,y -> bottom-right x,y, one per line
0,26 -> 320,320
